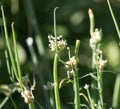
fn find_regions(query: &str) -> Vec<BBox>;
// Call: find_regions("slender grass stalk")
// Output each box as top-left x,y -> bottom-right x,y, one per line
1,6 -> 19,81
53,53 -> 61,109
73,40 -> 81,109
12,22 -> 23,90
5,50 -> 12,79
107,1 -> 120,108
0,96 -> 9,109
112,74 -> 120,109
86,86 -> 95,109
107,0 -> 120,40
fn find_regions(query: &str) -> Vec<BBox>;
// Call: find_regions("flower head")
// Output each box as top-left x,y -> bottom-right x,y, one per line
48,34 -> 67,52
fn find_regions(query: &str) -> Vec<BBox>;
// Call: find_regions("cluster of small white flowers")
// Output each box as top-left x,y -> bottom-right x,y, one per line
48,35 -> 67,52
95,49 -> 107,70
90,28 -> 102,49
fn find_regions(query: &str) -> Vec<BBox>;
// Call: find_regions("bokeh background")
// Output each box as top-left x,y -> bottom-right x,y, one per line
0,0 -> 120,109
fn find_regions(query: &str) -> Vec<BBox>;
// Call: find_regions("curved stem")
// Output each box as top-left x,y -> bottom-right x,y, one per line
54,7 -> 59,52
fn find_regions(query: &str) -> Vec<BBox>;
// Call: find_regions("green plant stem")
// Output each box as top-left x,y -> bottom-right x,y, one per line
54,7 -> 59,52
0,96 -> 9,109
29,102 -> 35,109
112,74 -> 120,109
86,88 -> 95,109
73,40 -> 80,109
73,69 -> 80,109
12,23 -> 23,90
107,0 -> 120,40
97,69 -> 104,108
1,6 -> 19,81
53,53 -> 61,109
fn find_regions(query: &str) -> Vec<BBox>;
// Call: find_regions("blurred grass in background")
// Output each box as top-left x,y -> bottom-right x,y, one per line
0,0 -> 120,109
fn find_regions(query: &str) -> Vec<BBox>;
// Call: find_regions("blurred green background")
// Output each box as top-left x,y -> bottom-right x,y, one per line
0,0 -> 120,109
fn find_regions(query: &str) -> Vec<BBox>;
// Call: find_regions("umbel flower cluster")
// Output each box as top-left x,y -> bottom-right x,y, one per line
48,34 -> 67,52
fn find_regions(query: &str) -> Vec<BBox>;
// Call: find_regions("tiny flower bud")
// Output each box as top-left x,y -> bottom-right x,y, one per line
84,84 -> 89,90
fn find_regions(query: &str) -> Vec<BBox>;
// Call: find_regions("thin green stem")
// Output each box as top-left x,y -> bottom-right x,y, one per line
54,7 -> 59,52
1,6 -> 19,81
29,102 -> 35,109
112,74 -> 120,109
0,96 -> 9,109
86,88 -> 95,109
73,69 -> 80,109
73,40 -> 80,109
97,69 -> 104,108
53,53 -> 61,109
5,50 -> 11,78
107,0 -> 120,40
12,23 -> 23,90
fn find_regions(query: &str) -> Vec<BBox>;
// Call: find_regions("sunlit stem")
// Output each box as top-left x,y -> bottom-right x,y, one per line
53,53 -> 61,109
12,22 -> 23,90
1,6 -> 19,81
73,40 -> 81,109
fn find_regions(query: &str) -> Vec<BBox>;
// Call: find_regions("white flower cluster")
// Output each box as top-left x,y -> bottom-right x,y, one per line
48,35 -> 67,52
90,28 -> 102,49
